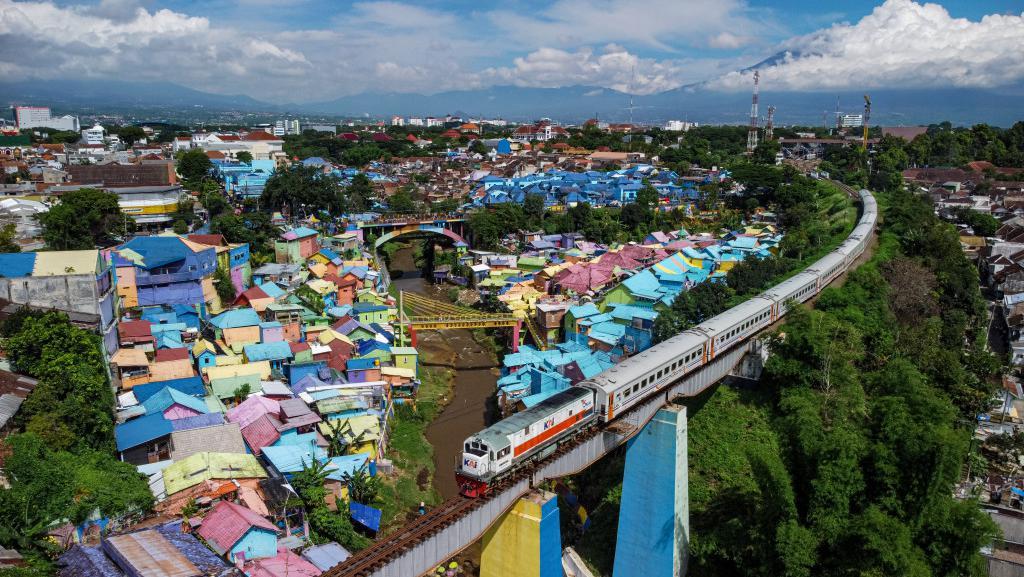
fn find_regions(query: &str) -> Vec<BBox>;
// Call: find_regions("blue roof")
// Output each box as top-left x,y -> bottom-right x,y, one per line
621,270 -> 662,299
258,282 -> 286,299
131,376 -> 206,404
261,444 -> 325,473
568,303 -> 600,319
352,302 -> 388,313
142,386 -> 210,416
324,454 -> 369,481
117,236 -> 200,269
607,304 -> 659,322
244,341 -> 294,362
115,412 -> 173,451
0,253 -> 37,278
210,308 -> 261,329
357,340 -> 390,356
318,247 -> 340,261
156,331 -> 183,349
349,501 -> 382,532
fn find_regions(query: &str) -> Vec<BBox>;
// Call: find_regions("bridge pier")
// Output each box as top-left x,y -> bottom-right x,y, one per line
480,489 -> 561,577
613,406 -> 688,577
511,320 -> 521,353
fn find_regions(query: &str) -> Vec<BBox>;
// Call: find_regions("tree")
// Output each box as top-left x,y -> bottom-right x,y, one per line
347,173 -> 373,213
524,193 -> 546,226
0,223 -> 20,252
468,140 -> 487,155
291,460 -> 371,551
236,151 -> 253,164
213,265 -> 236,304
342,469 -> 382,504
635,180 -> 659,213
177,149 -> 213,182
263,165 -> 344,216
38,187 -> 129,249
172,219 -> 189,235
114,126 -> 147,147
387,186 -> 416,213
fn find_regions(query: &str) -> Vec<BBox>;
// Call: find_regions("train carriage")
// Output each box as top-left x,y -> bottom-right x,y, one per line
456,387 -> 596,497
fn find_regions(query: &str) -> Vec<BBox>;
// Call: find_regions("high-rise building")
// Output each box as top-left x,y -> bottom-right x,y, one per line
273,119 -> 301,136
664,120 -> 696,132
81,124 -> 106,145
13,106 -> 80,132
390,116 -> 405,127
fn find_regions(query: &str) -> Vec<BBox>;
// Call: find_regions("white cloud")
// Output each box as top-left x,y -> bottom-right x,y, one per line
709,0 -> 1024,91
708,32 -> 753,50
489,0 -> 759,52
0,0 -> 310,99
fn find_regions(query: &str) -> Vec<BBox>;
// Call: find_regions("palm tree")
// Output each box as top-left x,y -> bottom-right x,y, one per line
341,469 -> 381,505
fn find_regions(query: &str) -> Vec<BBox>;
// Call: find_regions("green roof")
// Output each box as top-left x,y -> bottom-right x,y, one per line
163,452 -> 266,495
209,373 -> 262,399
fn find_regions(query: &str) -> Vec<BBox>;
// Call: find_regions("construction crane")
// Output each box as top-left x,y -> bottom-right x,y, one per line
746,70 -> 760,153
765,105 -> 775,142
862,94 -> 871,148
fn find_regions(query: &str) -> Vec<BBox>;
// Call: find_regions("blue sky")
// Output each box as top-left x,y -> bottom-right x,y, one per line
3,0 -> 1024,102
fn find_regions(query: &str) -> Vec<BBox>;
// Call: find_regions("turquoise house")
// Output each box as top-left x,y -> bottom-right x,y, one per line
197,500 -> 278,562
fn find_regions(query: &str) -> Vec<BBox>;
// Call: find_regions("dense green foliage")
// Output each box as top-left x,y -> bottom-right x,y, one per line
0,434 -> 154,554
261,164 -> 345,216
291,460 -> 371,551
39,187 -> 129,249
5,311 -> 116,451
951,206 -> 1001,237
176,148 -> 214,182
0,313 -> 152,564
0,223 -> 21,253
210,211 -> 277,249
213,264 -> 236,304
686,189 -> 1000,576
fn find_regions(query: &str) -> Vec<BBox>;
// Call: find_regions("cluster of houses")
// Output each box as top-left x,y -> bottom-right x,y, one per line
449,224 -> 781,413
0,222 -> 422,575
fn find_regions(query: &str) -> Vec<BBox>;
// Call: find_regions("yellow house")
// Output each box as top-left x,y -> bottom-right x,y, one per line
203,360 -> 271,382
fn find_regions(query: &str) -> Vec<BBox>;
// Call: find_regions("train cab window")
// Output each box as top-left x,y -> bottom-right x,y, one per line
633,384 -> 640,393
497,447 -> 510,458
465,443 -> 471,452
525,425 -> 531,435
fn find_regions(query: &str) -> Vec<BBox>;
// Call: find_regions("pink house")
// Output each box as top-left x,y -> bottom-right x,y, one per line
275,227 -> 320,264
141,386 -> 209,420
227,395 -> 281,429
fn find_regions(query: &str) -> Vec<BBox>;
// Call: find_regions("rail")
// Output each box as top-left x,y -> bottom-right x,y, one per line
328,186 -> 876,577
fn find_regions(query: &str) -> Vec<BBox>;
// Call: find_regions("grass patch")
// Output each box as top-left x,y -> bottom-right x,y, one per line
376,366 -> 453,533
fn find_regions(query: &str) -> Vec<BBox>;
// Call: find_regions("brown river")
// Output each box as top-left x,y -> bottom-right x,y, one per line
387,246 -> 501,499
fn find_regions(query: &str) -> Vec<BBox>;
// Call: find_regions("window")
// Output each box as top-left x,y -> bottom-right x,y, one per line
633,384 -> 640,393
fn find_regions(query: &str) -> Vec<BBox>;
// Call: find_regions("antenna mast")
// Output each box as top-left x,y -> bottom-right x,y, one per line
746,71 -> 759,153
765,105 -> 775,142
862,94 -> 871,148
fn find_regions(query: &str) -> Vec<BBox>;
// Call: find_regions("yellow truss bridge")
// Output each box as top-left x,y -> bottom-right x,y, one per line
398,291 -> 523,350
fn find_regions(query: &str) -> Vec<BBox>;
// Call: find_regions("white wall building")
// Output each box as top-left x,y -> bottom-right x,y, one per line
425,117 -> 443,128
407,117 -> 424,127
664,120 -> 697,132
390,116 -> 405,127
13,106 -> 80,132
81,124 -> 106,145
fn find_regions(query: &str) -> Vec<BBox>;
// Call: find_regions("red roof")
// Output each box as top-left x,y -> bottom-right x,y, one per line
288,342 -> 311,354
235,285 -> 270,305
240,413 -> 282,456
339,133 -> 359,141
206,151 -> 226,159
513,126 -> 533,135
243,131 -> 279,141
215,134 -> 240,142
197,501 -> 277,554
245,547 -> 321,577
119,320 -> 154,341
188,234 -> 227,246
371,133 -> 392,142
440,130 -> 460,138
154,348 -> 190,363
406,134 -> 418,142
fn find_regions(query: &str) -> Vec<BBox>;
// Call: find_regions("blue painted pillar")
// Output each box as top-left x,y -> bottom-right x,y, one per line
613,406 -> 688,577
480,490 -> 561,577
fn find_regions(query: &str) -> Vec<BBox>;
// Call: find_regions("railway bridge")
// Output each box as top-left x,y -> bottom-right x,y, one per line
329,183 -> 874,577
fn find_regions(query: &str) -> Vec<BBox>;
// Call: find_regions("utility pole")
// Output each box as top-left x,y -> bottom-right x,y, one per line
765,105 -> 775,142
746,71 -> 760,154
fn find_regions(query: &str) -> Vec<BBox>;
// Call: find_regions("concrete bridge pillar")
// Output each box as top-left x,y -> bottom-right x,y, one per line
613,406 -> 689,577
480,489 -> 561,577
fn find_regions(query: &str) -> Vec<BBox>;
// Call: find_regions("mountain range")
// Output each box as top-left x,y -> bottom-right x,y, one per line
1,78 -> 1021,127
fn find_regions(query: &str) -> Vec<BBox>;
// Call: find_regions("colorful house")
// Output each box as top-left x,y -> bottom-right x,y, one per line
210,308 -> 262,348
274,227 -> 320,264
112,236 -> 219,311
198,500 -> 278,562
243,341 -> 294,372
351,302 -> 389,325
390,346 -> 419,376
141,385 -> 208,420
192,339 -> 218,370
346,357 -> 381,383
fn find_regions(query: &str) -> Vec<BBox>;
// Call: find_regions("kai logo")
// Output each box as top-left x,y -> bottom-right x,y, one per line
463,458 -> 475,468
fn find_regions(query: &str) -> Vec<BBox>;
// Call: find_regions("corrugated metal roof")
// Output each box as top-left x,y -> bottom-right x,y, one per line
0,394 -> 24,429
197,501 -> 276,555
102,530 -> 200,577
141,387 -> 209,417
301,542 -> 350,572
33,250 -> 100,277
170,423 -> 245,461
0,253 -> 37,278
240,414 -> 282,455
162,452 -> 266,495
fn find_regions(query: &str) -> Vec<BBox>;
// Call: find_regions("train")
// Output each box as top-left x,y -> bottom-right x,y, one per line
456,189 -> 878,498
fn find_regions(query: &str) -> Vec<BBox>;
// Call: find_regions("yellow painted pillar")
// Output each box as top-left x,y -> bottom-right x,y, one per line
481,490 -> 561,577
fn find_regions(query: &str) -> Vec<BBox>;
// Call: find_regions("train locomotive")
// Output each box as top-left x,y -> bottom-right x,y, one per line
457,189 -> 877,497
